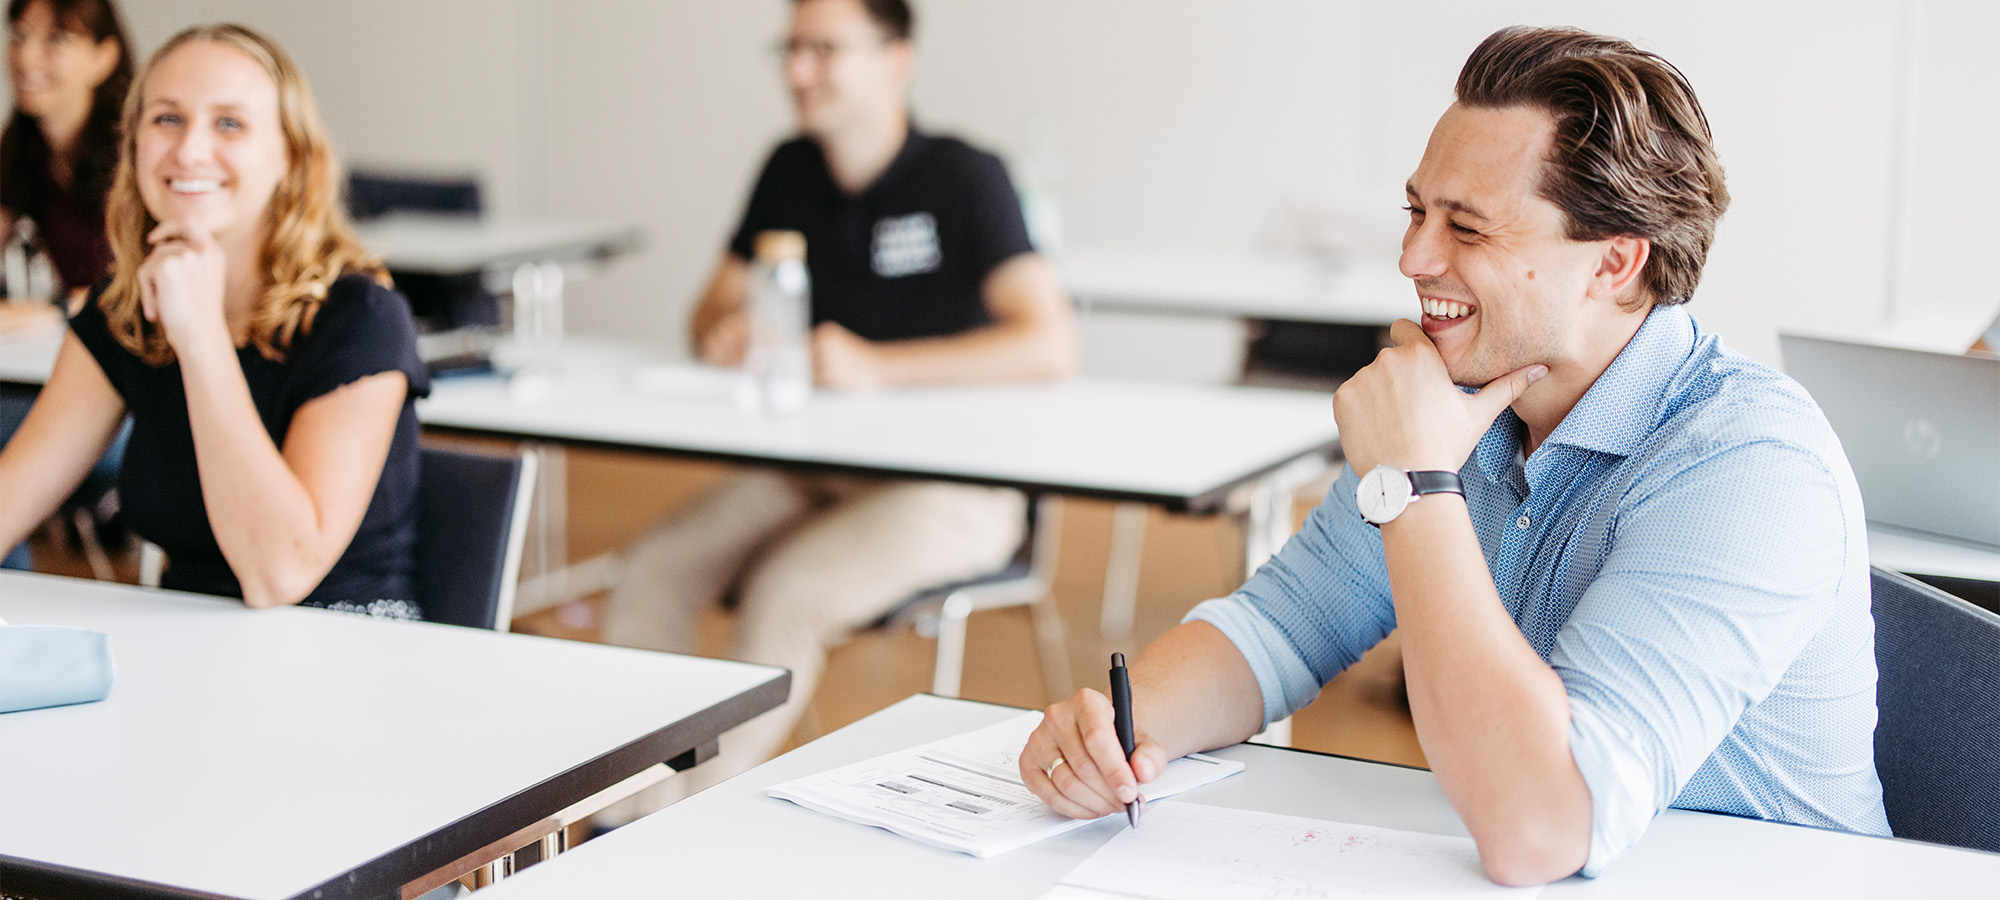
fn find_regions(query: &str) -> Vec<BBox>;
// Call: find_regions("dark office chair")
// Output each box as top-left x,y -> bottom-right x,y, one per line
415,446 -> 538,631
136,448 -> 534,634
1870,565 -> 2000,853
872,494 -> 1072,701
348,170 -> 501,337
347,170 -> 483,222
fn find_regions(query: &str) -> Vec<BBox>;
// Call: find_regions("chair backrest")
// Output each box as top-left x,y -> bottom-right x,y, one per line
415,447 -> 536,631
1870,565 -> 2000,853
347,170 -> 483,220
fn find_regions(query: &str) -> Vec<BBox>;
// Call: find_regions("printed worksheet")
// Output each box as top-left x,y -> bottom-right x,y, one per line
1041,802 -> 1541,900
767,711 -> 1243,858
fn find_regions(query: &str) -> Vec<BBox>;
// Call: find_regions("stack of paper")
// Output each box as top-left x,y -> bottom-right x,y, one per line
767,711 -> 1243,858
1040,802 -> 1541,899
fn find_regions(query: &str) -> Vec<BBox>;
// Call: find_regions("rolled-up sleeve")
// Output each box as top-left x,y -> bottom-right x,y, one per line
1185,464 -> 1399,727
1554,438 -> 1850,876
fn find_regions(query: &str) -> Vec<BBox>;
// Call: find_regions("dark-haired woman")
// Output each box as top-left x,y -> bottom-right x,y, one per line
0,0 -> 130,570
2,0 -> 131,301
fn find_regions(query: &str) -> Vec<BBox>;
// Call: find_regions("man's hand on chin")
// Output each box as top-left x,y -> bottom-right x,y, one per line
1332,319 -> 1545,475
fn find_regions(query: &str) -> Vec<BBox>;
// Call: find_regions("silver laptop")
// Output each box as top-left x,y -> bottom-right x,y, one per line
1780,333 -> 2000,548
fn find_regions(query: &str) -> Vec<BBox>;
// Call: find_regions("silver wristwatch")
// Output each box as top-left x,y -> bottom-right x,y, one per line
1356,464 -> 1464,526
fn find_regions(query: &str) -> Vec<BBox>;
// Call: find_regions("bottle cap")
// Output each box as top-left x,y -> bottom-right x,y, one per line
753,230 -> 806,263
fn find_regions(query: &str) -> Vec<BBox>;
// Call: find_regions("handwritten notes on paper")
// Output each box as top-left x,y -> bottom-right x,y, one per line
767,711 -> 1243,858
1042,802 -> 1540,900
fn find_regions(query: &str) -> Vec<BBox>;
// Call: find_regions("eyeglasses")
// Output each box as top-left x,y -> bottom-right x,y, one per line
772,37 -> 887,64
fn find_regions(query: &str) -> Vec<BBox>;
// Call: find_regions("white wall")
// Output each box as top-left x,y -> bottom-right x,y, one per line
27,1 -> 2000,369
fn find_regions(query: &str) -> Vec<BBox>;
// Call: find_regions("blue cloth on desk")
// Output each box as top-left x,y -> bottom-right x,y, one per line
0,625 -> 115,712
1189,304 -> 1890,876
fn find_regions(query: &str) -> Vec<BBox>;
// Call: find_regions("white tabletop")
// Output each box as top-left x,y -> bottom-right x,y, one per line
420,337 -> 1341,513
0,571 -> 787,900
477,694 -> 2000,899
353,213 -> 643,276
0,317 -> 61,385
1058,246 -> 1415,326
1869,524 -> 2000,581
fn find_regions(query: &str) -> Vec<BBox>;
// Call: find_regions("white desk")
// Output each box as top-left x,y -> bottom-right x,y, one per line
353,213 -> 642,278
475,694 -> 2000,899
418,338 -> 1339,615
0,571 -> 787,900
0,318 -> 60,385
1868,524 -> 2000,582
1058,247 -> 1412,326
420,337 -> 1339,515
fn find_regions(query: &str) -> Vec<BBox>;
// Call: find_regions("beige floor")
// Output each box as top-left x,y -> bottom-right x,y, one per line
24,441 -> 1425,772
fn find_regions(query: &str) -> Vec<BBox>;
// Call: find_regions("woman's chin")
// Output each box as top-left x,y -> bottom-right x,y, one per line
146,204 -> 221,234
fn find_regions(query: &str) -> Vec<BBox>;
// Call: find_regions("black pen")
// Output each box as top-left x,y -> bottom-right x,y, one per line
1110,652 -> 1140,827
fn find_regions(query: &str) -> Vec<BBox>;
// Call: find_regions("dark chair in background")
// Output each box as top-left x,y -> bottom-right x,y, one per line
415,446 -> 537,631
1870,565 -> 2000,853
135,447 -> 535,633
348,170 -> 501,335
348,171 -> 482,222
1240,319 -> 1385,390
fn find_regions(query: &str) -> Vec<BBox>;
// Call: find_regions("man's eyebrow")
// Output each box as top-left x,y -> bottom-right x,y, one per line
1405,182 -> 1490,221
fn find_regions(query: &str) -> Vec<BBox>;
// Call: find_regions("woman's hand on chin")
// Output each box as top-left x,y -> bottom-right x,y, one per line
140,219 -> 232,355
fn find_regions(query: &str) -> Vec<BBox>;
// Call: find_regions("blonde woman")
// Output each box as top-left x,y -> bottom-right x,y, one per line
0,24 -> 429,614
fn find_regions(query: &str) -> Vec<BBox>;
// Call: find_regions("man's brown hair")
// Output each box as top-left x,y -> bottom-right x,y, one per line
794,0 -> 912,43
1456,26 -> 1729,308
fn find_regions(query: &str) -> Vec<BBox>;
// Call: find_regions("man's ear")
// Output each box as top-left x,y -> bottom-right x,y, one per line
1588,235 -> 1650,304
886,38 -> 916,92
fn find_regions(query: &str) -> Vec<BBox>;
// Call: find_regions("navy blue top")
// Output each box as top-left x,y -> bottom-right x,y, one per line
68,274 -> 431,606
727,126 -> 1034,342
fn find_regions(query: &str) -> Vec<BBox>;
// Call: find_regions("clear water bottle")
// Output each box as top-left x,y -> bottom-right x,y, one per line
3,217 -> 56,303
740,230 -> 811,416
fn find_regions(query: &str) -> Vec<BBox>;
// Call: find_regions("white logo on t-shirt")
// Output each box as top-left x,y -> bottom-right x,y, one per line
872,212 -> 942,278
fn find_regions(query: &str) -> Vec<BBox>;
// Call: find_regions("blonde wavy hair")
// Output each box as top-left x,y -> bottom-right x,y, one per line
100,23 -> 385,365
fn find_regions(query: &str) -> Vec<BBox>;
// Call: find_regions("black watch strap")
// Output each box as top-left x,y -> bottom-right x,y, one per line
1408,470 -> 1464,498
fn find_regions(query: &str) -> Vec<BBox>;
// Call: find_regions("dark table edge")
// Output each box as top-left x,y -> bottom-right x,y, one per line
1,668 -> 790,900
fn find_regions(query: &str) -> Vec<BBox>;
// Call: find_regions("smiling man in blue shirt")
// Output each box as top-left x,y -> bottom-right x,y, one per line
1021,26 -> 1890,885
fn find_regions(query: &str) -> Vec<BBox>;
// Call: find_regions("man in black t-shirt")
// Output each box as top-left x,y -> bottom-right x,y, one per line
599,0 -> 1077,821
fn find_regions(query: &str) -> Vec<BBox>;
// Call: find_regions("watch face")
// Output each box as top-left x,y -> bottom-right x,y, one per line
1357,465 -> 1413,524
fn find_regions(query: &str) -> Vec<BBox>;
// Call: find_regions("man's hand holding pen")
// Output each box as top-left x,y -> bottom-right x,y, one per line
1021,675 -> 1166,822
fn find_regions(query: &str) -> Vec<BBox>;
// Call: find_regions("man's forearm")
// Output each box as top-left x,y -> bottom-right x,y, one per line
1380,496 -> 1591,885
1129,621 -> 1267,759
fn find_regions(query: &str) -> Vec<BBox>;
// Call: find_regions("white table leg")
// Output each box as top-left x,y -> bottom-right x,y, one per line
1238,454 -> 1330,747
1098,502 -> 1148,643
522,441 -> 568,613
1241,454 -> 1326,577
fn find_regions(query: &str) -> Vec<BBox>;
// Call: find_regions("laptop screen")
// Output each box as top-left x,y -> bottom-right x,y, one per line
1780,334 -> 2000,549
